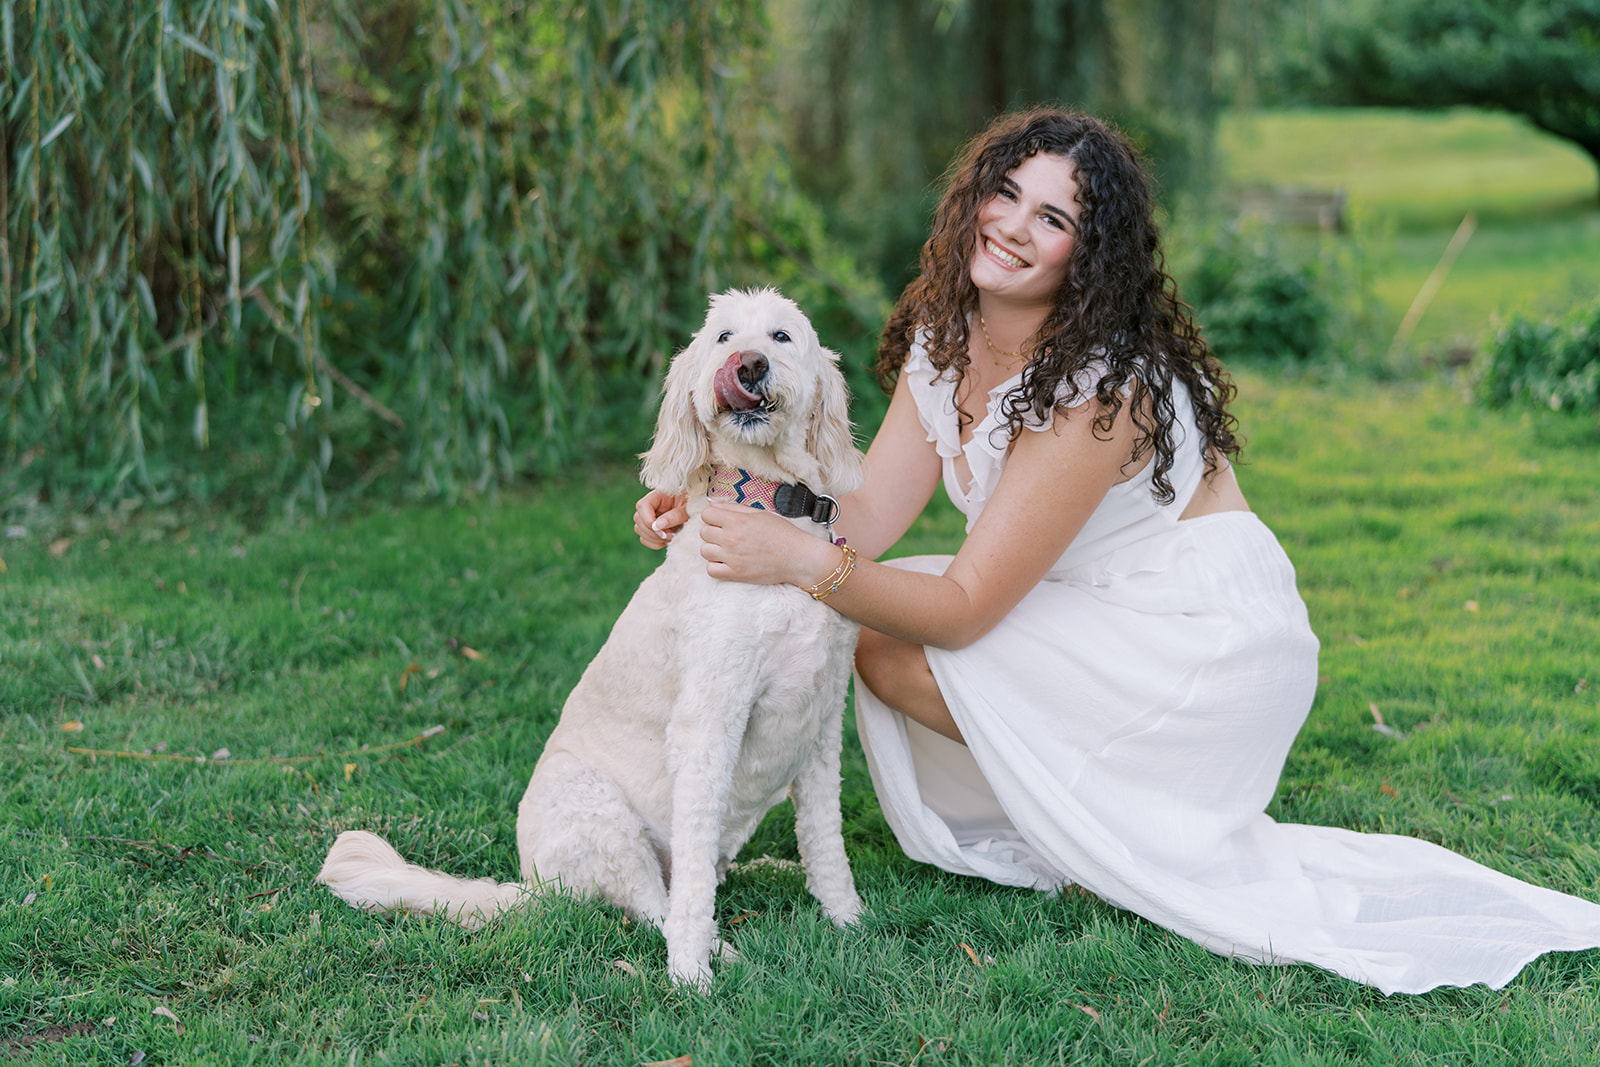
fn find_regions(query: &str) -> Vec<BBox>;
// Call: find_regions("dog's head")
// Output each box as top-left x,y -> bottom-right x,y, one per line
641,288 -> 863,498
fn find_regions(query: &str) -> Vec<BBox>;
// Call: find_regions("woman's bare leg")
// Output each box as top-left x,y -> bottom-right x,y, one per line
854,627 -> 965,744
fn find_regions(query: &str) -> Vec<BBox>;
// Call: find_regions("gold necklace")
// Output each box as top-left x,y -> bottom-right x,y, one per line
978,314 -> 1028,365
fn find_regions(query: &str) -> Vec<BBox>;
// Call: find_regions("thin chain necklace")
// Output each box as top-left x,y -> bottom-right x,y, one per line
978,313 -> 1029,366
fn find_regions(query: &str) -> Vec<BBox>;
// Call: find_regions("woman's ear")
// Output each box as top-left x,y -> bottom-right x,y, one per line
639,335 -> 710,494
808,351 -> 864,497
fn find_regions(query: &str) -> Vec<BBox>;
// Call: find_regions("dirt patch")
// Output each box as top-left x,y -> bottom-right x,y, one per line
3,1022 -> 98,1058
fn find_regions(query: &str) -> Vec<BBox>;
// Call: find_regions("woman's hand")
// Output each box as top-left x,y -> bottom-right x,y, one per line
634,490 -> 688,549
698,502 -> 838,588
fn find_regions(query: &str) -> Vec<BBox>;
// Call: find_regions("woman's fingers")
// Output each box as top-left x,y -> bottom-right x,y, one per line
699,503 -> 817,585
634,491 -> 687,548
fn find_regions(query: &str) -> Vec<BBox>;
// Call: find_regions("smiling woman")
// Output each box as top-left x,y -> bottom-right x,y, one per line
640,106 -> 1600,996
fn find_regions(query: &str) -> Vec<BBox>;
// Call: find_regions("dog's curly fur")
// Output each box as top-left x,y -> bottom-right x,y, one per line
317,289 -> 865,987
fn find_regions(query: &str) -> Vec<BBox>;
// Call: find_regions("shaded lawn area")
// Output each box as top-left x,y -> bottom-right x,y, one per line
2,373 -> 1599,1064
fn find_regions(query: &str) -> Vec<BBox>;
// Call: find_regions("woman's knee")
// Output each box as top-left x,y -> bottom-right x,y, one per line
854,628 -> 963,743
855,628 -> 914,692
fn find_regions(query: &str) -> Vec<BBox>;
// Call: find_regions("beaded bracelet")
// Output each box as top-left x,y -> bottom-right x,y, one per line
806,544 -> 857,601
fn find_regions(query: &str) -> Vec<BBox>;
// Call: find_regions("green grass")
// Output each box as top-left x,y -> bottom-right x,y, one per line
1216,108 -> 1600,353
4,374 -> 1599,1064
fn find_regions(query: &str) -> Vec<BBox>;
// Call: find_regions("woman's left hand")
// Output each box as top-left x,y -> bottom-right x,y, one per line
698,502 -> 837,587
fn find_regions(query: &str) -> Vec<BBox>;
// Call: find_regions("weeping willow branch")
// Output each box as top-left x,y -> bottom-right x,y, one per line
1,0 -> 856,510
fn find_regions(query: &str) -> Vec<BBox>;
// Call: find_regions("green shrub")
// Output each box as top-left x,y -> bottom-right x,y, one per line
1181,224 -> 1335,364
1478,298 -> 1600,415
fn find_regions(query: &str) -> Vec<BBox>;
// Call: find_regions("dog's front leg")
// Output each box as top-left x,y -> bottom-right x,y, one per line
662,696 -> 750,989
790,687 -> 863,927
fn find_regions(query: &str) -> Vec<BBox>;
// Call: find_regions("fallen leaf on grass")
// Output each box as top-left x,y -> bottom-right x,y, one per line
446,636 -> 483,660
1074,1003 -> 1102,1022
642,1057 -> 692,1067
1369,703 -> 1402,738
48,538 -> 73,559
728,910 -> 759,926
398,663 -> 422,692
130,1050 -> 146,1066
1379,780 -> 1398,798
1463,600 -> 1480,612
211,748 -> 231,761
91,654 -> 106,670
958,942 -> 982,968
62,721 -> 84,733
150,1005 -> 184,1034
612,959 -> 639,977
344,763 -> 358,781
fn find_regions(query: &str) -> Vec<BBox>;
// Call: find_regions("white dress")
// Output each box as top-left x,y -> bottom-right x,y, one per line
855,345 -> 1600,995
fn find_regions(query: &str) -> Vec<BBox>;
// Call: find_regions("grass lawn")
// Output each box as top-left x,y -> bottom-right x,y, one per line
1217,108 -> 1600,354
4,373 -> 1599,1064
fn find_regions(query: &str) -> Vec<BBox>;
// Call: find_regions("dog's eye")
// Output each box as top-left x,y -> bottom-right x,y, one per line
717,330 -> 733,344
771,330 -> 792,344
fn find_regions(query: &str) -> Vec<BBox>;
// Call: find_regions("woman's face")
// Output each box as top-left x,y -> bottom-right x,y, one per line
969,152 -> 1081,311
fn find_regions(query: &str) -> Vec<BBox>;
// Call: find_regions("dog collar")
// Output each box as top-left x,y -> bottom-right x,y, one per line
707,466 -> 843,543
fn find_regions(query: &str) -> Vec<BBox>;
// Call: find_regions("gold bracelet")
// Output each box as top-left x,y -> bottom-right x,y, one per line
806,544 -> 857,601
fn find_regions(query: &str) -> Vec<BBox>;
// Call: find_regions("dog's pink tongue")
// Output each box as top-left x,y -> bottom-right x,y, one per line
713,352 -> 763,412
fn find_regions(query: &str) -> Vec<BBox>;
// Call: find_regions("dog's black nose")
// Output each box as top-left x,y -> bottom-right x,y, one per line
737,352 -> 768,391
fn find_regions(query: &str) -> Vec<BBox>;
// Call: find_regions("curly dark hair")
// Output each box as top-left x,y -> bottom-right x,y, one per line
875,107 -> 1240,504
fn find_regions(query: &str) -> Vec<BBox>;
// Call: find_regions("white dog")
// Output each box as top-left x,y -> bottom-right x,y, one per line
317,288 -> 865,987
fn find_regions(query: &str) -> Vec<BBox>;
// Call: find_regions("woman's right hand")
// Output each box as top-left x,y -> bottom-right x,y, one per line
634,490 -> 688,549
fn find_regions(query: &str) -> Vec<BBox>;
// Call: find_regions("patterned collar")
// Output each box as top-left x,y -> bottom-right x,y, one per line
707,466 -> 843,543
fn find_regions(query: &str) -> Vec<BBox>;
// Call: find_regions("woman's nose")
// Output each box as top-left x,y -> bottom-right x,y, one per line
995,202 -> 1030,243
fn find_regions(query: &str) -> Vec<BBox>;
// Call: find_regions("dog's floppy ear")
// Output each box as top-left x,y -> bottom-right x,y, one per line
808,352 -> 864,497
640,338 -> 710,493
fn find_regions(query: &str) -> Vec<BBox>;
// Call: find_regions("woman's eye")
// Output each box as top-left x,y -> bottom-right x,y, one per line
772,330 -> 791,344
717,331 -> 733,343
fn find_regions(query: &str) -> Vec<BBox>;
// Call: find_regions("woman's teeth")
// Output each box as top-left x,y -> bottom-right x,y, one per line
986,238 -> 1026,269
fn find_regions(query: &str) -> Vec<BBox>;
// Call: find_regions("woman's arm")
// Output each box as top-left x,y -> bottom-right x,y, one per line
830,371 -> 944,559
700,395 -> 1137,650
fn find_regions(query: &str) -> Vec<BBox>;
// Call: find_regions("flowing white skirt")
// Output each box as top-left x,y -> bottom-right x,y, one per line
856,512 -> 1600,994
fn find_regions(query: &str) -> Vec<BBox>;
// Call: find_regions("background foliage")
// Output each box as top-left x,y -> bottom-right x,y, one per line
1,0 -> 881,515
769,0 -> 1228,294
3,1 -> 1597,514
1479,296 -> 1600,415
1269,0 -> 1600,202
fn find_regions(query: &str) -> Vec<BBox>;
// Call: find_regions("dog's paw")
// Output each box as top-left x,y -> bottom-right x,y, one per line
667,953 -> 714,992
824,894 -> 864,928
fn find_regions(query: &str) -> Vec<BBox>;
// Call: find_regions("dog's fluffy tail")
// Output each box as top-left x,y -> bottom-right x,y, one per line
316,830 -> 526,930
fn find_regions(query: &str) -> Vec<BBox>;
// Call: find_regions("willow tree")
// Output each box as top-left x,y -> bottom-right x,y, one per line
2,0 -> 324,503
2,0 -> 859,511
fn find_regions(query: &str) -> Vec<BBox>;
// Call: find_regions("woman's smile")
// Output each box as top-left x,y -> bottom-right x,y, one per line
981,236 -> 1029,270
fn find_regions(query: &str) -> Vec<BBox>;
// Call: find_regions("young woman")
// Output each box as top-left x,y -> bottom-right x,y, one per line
634,108 -> 1600,994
